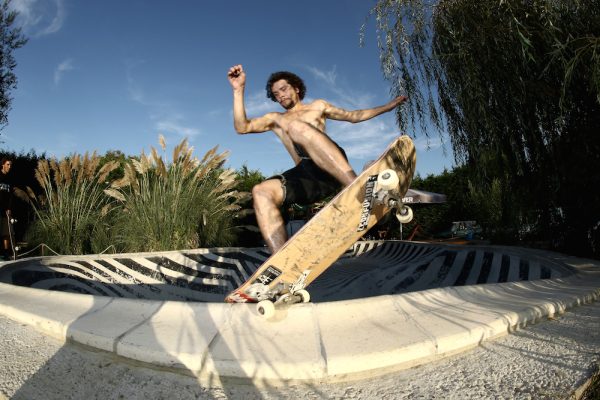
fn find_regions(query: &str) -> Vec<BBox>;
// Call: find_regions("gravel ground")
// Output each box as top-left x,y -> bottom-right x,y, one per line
1,301 -> 599,400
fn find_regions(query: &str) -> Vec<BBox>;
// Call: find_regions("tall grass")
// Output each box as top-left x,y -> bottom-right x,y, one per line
25,153 -> 119,255
23,137 -> 247,255
105,136 -> 248,252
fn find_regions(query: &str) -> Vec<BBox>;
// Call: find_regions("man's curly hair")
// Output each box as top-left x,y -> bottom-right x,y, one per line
266,71 -> 306,102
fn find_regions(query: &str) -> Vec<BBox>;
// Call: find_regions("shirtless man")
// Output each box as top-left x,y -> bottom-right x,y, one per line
227,64 -> 406,253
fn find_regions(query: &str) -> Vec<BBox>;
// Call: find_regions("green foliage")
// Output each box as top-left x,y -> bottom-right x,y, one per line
24,153 -> 119,255
98,150 -> 129,183
0,0 -> 27,131
232,164 -> 264,247
467,178 -> 503,237
235,164 -> 265,193
366,0 -> 600,256
19,138 -> 250,255
105,137 -> 249,252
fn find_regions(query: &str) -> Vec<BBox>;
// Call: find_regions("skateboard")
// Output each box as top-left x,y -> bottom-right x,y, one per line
5,211 -> 17,261
225,135 -> 416,317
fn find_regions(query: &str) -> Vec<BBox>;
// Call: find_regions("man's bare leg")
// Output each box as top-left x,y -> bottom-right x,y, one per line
252,179 -> 287,253
287,120 -> 357,185
253,122 -> 356,253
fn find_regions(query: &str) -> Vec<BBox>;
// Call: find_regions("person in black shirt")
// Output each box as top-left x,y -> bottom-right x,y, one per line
0,158 -> 14,260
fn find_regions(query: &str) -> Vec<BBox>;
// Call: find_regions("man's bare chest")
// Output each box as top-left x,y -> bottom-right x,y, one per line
280,109 -> 326,131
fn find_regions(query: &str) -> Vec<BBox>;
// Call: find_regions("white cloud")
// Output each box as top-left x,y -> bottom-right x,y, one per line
54,58 -> 74,85
328,119 -> 398,160
125,59 -> 151,105
11,0 -> 66,37
245,90 -> 277,116
155,119 -> 200,138
39,0 -> 65,35
305,65 -> 375,109
10,0 -> 42,27
125,59 -> 201,140
306,65 -> 337,87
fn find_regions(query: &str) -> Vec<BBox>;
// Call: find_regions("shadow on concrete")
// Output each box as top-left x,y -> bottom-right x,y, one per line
3,295 -> 332,399
0,240 -> 589,399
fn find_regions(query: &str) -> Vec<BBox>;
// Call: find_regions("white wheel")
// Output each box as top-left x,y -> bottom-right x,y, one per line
295,289 -> 311,303
256,300 -> 275,318
396,205 -> 413,224
377,169 -> 399,190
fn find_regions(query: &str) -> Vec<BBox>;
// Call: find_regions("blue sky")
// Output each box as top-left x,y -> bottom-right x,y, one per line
3,0 -> 454,178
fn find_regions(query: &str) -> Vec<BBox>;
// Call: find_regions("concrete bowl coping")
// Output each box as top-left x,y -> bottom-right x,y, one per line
0,244 -> 599,386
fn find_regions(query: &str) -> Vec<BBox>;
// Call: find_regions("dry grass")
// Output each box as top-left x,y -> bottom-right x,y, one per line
25,152 -> 119,254
104,136 -> 249,252
23,136 -> 248,254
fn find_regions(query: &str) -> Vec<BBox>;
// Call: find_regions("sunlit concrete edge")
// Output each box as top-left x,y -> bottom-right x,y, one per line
0,247 -> 599,387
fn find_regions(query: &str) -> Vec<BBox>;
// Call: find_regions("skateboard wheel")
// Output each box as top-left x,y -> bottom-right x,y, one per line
256,300 -> 275,318
396,205 -> 413,224
296,289 -> 310,303
377,169 -> 399,190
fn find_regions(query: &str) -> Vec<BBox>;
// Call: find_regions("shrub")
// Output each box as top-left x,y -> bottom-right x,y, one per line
24,153 -> 119,255
104,136 -> 248,252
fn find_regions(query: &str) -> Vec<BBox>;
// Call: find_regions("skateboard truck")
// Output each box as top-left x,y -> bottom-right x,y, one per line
246,282 -> 285,302
387,197 -> 414,224
256,270 -> 312,317
256,289 -> 310,318
376,169 -> 414,224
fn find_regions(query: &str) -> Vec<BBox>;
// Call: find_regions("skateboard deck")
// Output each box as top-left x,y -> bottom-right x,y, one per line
225,135 -> 416,309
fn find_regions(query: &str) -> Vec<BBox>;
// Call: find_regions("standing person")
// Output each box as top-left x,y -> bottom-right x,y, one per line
0,158 -> 14,260
227,64 -> 407,253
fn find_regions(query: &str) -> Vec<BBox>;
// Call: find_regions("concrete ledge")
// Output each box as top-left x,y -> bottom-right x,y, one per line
0,251 -> 599,385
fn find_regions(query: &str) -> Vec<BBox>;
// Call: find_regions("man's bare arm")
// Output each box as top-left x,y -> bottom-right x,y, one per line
228,64 -> 276,134
322,96 -> 408,123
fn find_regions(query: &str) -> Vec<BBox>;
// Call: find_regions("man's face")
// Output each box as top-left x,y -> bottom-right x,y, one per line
271,79 -> 299,109
1,161 -> 11,174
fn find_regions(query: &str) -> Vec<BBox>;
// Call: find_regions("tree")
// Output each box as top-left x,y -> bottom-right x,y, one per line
0,0 -> 27,131
98,149 -> 129,182
235,163 -> 265,193
365,0 -> 600,256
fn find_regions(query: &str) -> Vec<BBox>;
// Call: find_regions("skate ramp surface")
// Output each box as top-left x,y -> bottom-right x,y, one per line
0,241 -> 598,385
0,241 -> 575,302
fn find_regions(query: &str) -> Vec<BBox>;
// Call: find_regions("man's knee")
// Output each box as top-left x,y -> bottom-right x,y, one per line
252,180 -> 284,209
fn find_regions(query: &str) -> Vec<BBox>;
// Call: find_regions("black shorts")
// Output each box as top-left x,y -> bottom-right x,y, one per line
270,159 -> 343,206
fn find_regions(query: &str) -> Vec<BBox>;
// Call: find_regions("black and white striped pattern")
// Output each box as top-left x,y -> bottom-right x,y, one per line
311,241 -> 574,301
0,241 -> 574,302
0,248 -> 269,302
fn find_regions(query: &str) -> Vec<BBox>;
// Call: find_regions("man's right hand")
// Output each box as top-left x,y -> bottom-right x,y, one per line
228,65 -> 246,90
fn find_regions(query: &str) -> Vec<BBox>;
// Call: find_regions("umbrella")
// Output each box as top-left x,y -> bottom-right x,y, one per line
402,188 -> 447,204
